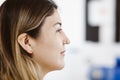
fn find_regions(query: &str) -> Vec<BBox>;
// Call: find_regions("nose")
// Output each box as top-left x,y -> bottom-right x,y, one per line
63,32 -> 70,45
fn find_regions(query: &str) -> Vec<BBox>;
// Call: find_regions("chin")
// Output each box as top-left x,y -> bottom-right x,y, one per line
57,60 -> 65,69
57,65 -> 64,70
49,63 -> 65,71
54,63 -> 65,70
47,60 -> 65,71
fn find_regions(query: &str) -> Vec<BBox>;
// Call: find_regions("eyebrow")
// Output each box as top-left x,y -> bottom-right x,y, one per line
54,22 -> 62,27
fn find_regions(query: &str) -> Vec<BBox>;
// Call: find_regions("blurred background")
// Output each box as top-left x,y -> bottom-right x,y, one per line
1,0 -> 120,80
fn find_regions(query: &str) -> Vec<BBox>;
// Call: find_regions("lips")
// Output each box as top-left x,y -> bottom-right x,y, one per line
60,50 -> 66,56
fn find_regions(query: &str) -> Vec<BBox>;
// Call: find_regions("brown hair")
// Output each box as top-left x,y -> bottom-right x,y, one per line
0,0 -> 57,80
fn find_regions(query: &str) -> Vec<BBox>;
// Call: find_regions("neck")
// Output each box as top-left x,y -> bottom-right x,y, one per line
40,68 -> 50,80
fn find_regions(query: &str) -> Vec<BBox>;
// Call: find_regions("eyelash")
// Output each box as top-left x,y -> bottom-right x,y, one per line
57,29 -> 62,32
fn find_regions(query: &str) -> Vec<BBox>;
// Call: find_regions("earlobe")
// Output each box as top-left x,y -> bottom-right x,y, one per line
17,33 -> 33,54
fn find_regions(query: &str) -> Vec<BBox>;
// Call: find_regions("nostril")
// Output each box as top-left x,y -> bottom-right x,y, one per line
67,38 -> 70,44
63,38 -> 70,45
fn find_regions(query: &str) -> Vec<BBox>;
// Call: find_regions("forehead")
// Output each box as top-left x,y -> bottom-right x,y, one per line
44,9 -> 61,25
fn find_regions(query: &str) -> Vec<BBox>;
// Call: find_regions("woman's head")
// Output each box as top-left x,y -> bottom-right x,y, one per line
0,0 -> 70,79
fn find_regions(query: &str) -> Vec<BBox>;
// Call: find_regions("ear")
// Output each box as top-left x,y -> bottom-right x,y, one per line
17,33 -> 33,54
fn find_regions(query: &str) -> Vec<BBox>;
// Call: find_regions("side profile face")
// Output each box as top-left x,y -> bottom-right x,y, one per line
30,9 -> 70,72
0,0 -> 69,79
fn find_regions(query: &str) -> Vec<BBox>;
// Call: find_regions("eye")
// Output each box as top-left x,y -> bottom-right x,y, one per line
56,28 -> 62,32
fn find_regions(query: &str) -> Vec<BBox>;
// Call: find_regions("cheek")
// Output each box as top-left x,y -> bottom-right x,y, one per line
44,33 -> 63,50
32,39 -> 64,70
31,29 -> 65,70
33,46 -> 65,70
